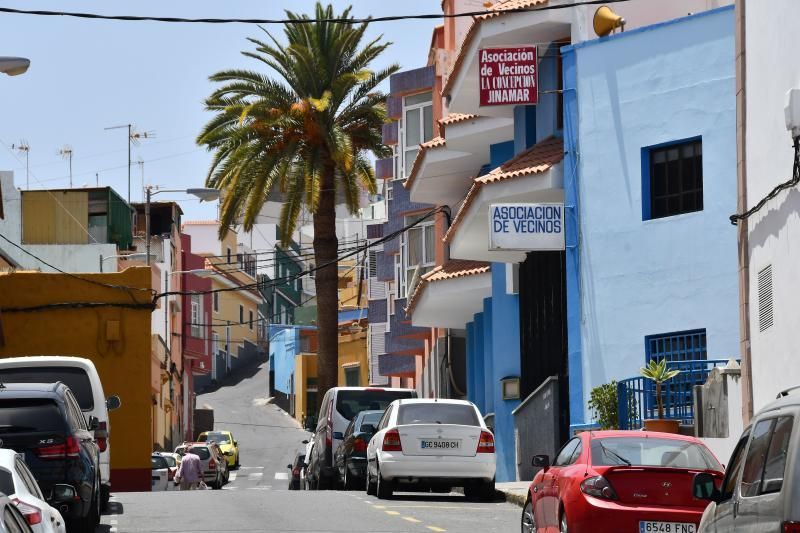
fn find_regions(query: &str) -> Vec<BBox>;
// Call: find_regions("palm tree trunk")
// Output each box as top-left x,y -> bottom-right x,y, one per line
313,169 -> 339,411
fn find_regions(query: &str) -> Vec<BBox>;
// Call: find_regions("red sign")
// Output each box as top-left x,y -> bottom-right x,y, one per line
479,46 -> 538,107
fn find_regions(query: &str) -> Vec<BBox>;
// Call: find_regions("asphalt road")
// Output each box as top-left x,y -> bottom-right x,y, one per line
98,361 -> 521,532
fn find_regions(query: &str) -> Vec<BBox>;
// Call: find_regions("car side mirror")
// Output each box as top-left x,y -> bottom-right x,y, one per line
50,484 -> 77,503
106,395 -> 122,411
87,416 -> 100,431
360,424 -> 376,434
287,464 -> 293,469
234,441 -> 238,446
693,472 -> 721,502
532,454 -> 550,470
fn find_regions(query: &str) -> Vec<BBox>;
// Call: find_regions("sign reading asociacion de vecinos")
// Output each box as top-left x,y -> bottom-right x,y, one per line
479,46 -> 538,107
488,203 -> 565,251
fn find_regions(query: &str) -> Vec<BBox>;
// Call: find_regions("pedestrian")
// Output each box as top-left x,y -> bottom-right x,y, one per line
175,450 -> 203,490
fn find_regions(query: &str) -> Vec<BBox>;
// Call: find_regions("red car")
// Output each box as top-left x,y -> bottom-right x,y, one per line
521,430 -> 724,533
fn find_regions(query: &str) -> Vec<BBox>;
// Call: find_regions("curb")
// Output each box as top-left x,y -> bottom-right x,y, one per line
452,486 -> 526,507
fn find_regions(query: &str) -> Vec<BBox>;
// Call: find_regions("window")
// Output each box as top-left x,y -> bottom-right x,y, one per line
721,430 -> 751,499
344,366 -> 361,387
191,294 -> 202,338
590,437 -> 720,470
213,291 -> 219,313
397,403 -> 480,426
249,310 -> 254,330
645,138 -> 703,220
741,416 -> 794,497
368,250 -> 378,278
336,389 -> 414,421
396,214 -> 435,298
402,91 -> 433,178
553,438 -> 581,466
239,305 -> 244,324
0,367 -> 93,410
387,181 -> 393,201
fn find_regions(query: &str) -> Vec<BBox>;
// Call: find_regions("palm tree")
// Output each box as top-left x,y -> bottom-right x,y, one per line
197,3 -> 398,409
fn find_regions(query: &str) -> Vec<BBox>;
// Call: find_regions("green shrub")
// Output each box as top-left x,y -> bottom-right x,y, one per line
588,381 -> 621,430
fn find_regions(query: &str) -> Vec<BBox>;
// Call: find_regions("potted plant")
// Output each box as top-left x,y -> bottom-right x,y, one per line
640,359 -> 681,433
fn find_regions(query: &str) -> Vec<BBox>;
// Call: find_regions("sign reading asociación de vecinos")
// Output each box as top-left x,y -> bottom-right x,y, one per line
488,203 -> 564,251
479,46 -> 538,106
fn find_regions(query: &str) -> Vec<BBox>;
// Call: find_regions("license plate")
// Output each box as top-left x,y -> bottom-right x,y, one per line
639,521 -> 695,533
420,439 -> 460,450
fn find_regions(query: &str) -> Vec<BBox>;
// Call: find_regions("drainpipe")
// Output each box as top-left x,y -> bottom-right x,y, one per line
735,0 -> 754,423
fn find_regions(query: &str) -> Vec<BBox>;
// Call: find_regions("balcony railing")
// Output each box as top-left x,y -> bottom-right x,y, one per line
617,359 -> 734,430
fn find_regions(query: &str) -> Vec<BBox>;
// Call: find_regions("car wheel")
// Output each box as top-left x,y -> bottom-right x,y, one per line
559,508 -> 568,533
521,498 -> 535,533
343,460 -> 359,491
234,453 -> 240,469
366,463 -> 377,496
376,463 -> 393,500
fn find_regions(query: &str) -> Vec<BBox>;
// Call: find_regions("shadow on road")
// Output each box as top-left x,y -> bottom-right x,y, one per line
102,501 -> 124,516
389,492 -> 506,503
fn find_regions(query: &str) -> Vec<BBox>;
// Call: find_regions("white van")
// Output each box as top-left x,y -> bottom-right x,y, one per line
0,356 -> 120,507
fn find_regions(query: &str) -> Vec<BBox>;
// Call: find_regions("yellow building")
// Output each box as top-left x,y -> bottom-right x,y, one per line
0,267 -> 155,491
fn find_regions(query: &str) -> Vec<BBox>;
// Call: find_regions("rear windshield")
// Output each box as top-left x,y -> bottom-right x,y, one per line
187,447 -> 211,460
357,412 -> 383,430
336,390 -> 414,421
199,432 -> 230,444
0,399 -> 66,433
591,437 -> 721,470
0,367 -> 94,410
151,456 -> 168,470
161,456 -> 177,467
397,403 -> 480,426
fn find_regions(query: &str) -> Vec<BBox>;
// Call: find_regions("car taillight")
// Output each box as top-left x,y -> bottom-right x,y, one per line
209,458 -> 216,470
326,399 -> 333,447
35,436 -> 80,460
382,429 -> 402,452
353,437 -> 367,453
95,421 -> 108,453
784,522 -> 800,533
477,431 -> 495,453
12,500 -> 42,526
580,476 -> 618,501
292,466 -> 301,476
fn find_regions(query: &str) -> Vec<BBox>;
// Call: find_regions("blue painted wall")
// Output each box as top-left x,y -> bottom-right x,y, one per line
489,264 -> 521,481
564,7 -> 739,425
269,326 -> 300,396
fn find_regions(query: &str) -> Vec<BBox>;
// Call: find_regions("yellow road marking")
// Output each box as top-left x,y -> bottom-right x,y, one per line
385,511 -> 400,516
373,505 -> 386,509
402,517 -> 421,523
427,527 -> 446,532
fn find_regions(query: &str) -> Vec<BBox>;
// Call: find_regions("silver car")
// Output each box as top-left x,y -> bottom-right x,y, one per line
694,386 -> 800,532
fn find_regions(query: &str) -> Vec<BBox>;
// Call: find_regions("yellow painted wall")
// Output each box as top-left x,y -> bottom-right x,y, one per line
22,191 -> 89,244
0,267 -> 155,491
338,333 -> 369,386
294,353 -> 318,426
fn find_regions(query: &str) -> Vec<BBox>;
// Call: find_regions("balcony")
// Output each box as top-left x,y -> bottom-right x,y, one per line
617,359 -> 736,430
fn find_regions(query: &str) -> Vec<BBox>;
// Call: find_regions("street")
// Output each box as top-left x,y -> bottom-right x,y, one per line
98,362 -> 520,533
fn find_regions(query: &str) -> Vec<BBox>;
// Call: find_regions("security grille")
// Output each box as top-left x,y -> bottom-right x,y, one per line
758,265 -> 774,332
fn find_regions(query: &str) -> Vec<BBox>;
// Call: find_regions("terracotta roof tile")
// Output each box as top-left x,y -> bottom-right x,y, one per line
443,0 -> 548,95
182,220 -> 219,226
406,260 -> 491,316
444,136 -> 564,242
404,136 -> 446,191
438,113 -> 478,126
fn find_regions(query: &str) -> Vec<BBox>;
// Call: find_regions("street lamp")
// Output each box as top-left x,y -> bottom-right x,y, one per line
0,57 -> 30,76
145,187 -> 220,266
99,252 -> 155,272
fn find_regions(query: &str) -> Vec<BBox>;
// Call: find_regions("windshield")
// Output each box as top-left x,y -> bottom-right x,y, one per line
187,447 -> 211,460
357,411 -> 383,431
0,470 -> 13,496
151,456 -> 168,470
200,432 -> 230,444
336,390 -> 414,421
0,367 -> 94,410
591,437 -> 721,470
397,403 -> 480,426
161,455 -> 177,467
0,399 -> 66,433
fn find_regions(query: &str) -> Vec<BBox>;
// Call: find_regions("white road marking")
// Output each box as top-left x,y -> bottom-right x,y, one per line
228,472 -> 237,481
273,472 -> 288,480
249,472 -> 265,480
237,466 -> 264,470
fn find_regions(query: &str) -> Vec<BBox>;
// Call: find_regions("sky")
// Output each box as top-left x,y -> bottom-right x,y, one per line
0,0 -> 437,221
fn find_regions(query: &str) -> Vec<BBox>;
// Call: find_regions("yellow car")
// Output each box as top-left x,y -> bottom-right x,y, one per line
198,431 -> 239,468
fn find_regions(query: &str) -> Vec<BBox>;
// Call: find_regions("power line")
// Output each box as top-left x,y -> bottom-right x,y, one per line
0,1 -> 631,25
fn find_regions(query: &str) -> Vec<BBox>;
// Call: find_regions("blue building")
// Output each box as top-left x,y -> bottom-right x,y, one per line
563,6 -> 739,429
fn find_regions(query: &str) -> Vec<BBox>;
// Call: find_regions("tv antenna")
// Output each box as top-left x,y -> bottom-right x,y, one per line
11,141 -> 30,189
58,145 -> 74,188
104,124 -> 155,202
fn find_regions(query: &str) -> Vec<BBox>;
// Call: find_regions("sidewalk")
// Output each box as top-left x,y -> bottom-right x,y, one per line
496,482 -> 529,507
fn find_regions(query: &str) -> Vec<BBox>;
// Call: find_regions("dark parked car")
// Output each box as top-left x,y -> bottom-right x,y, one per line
334,410 -> 383,490
0,382 -> 101,533
287,451 -> 306,490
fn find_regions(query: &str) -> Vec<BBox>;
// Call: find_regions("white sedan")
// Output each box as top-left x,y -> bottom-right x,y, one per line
365,398 -> 496,500
0,449 -> 66,533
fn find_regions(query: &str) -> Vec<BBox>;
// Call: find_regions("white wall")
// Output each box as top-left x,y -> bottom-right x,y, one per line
181,223 -> 220,255
744,0 -> 800,412
0,171 -> 117,272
